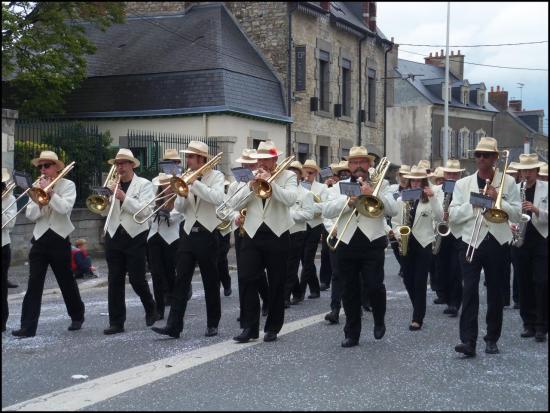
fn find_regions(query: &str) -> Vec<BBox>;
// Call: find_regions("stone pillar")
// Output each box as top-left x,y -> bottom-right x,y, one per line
213,136 -> 237,176
2,109 -> 18,170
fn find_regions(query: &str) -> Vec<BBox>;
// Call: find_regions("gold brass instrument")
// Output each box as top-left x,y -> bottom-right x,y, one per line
27,161 -> 76,206
354,157 -> 391,218
398,200 -> 412,256
465,179 -> 491,263
238,208 -> 247,237
86,165 -> 119,214
326,195 -> 353,251
250,155 -> 295,199
484,149 -> 510,224
312,192 -> 322,218
511,178 -> 530,247
103,175 -> 121,236
432,191 -> 452,255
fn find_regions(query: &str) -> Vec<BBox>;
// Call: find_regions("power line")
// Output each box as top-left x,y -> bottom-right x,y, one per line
399,49 -> 548,71
398,40 -> 548,47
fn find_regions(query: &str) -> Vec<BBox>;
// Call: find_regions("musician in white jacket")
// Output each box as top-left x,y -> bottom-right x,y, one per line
450,137 -> 521,357
12,151 -> 85,338
2,168 -> 17,332
392,166 -> 443,331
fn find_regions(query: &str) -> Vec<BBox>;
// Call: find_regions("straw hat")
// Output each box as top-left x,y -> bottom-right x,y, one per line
345,146 -> 375,163
332,160 -> 350,174
302,159 -> 321,173
417,159 -> 431,171
289,160 -> 303,172
403,166 -> 429,180
250,141 -> 283,159
473,136 -> 499,153
2,167 -> 10,183
31,150 -> 65,170
152,172 -> 172,187
235,148 -> 258,164
506,162 -> 518,175
163,148 -> 181,161
397,164 -> 411,175
180,140 -> 210,159
431,167 -> 445,180
538,163 -> 548,177
108,148 -> 140,168
441,159 -> 465,173
514,153 -> 546,170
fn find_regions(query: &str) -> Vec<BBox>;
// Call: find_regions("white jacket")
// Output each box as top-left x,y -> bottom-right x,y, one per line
290,184 -> 315,234
392,196 -> 444,248
231,169 -> 297,237
306,180 -> 328,228
26,178 -> 76,240
102,175 -> 154,239
147,209 -> 183,245
434,184 -> 462,239
175,168 -> 224,235
449,172 -> 521,248
322,178 -> 398,245
2,194 -> 17,246
516,180 -> 548,239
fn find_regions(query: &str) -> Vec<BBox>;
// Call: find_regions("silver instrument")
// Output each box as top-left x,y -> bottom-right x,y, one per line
511,179 -> 531,247
432,191 -> 452,255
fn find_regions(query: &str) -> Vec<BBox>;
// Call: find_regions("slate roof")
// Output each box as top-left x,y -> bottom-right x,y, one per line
395,59 -> 498,113
63,3 -> 290,123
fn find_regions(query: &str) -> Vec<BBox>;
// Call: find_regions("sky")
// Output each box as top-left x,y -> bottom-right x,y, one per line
376,2 -> 549,134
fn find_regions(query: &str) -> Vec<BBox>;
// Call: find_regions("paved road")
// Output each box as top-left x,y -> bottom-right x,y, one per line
2,246 -> 548,411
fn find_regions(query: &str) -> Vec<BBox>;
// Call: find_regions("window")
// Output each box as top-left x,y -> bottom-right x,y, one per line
298,143 -> 309,164
341,147 -> 350,160
319,145 -> 329,168
461,87 -> 469,105
342,59 -> 351,117
252,139 -> 264,150
458,128 -> 470,159
319,51 -> 330,112
471,129 -> 486,157
367,68 -> 376,122
450,130 -> 458,158
477,91 -> 485,107
295,46 -> 306,92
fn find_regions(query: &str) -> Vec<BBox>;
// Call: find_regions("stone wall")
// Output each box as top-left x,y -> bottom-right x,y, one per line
10,209 -> 105,264
124,2 -> 186,16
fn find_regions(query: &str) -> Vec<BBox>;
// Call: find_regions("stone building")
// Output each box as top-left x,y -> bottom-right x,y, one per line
124,1 -> 398,167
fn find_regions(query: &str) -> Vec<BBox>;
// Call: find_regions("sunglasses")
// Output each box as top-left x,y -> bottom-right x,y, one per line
36,163 -> 54,169
474,152 -> 492,159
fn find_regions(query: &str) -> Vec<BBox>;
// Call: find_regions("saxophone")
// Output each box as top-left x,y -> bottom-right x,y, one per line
432,191 -> 451,255
511,179 -> 531,247
398,200 -> 412,256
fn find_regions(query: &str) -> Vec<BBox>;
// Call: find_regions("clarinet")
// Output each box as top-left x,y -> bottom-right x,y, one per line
511,179 -> 531,247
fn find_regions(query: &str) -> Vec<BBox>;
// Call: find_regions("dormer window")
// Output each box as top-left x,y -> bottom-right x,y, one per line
461,87 -> 469,105
477,90 -> 485,107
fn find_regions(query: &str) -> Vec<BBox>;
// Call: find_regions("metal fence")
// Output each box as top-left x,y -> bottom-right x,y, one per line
14,119 -> 109,208
125,129 -> 219,181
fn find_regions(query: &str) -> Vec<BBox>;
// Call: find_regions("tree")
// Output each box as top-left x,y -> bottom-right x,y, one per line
2,2 -> 125,117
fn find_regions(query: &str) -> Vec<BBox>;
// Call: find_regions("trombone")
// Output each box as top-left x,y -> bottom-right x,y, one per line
86,165 -> 119,214
1,176 -> 43,220
484,149 -> 510,224
102,174 -> 121,236
465,179 -> 490,263
132,153 -> 223,224
250,155 -> 295,199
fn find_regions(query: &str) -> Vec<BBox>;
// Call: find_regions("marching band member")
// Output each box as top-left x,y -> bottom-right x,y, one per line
13,151 -> 85,337
217,177 -> 233,297
102,149 -> 158,335
297,160 -> 328,300
450,137 -> 521,357
323,146 -> 397,347
537,163 -> 548,181
231,141 -> 297,343
388,164 -> 410,278
2,168 -> 17,332
285,161 -> 315,308
513,154 -> 548,342
392,166 -> 443,331
434,160 -> 465,317
147,173 -> 183,320
152,141 -> 224,339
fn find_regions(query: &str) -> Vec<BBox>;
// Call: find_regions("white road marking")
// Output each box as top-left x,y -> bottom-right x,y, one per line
3,313 -> 326,411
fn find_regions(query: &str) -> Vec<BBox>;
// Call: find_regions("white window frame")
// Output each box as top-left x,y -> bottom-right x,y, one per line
471,129 -> 486,158
477,90 -> 485,107
461,87 -> 469,105
458,127 -> 470,159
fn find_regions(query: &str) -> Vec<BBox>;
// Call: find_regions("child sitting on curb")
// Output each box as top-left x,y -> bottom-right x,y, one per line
71,239 -> 97,279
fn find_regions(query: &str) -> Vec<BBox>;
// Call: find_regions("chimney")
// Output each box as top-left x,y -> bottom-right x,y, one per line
509,99 -> 522,112
369,2 -> 377,32
488,85 -> 508,111
424,49 -> 464,80
362,2 -> 370,25
320,1 -> 330,12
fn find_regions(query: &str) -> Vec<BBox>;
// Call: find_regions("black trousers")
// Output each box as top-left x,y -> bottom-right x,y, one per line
429,254 -> 444,299
458,234 -> 505,346
319,227 -> 332,286
216,231 -> 231,290
337,231 -> 387,341
147,233 -> 177,318
105,228 -> 156,327
167,226 -> 221,332
329,249 -> 342,311
402,236 -> 432,324
510,247 -> 520,305
239,226 -> 289,334
2,244 -> 11,330
284,231 -> 306,301
516,238 -> 548,334
21,229 -> 85,334
502,245 -> 520,306
299,224 -> 322,295
436,234 -> 462,309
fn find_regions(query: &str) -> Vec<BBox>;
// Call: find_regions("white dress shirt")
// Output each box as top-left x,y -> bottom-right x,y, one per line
2,193 -> 17,246
306,180 -> 328,229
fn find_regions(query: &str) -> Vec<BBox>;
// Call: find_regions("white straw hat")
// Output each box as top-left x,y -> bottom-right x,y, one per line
108,148 -> 140,168
345,146 -> 375,163
163,148 -> 181,161
180,140 -> 211,158
235,148 -> 258,164
250,141 -> 283,159
302,159 -> 321,173
473,136 -> 499,153
514,153 -> 546,170
31,150 -> 65,170
441,159 -> 465,173
538,163 -> 548,176
403,166 -> 429,180
152,172 -> 172,186
398,164 -> 411,175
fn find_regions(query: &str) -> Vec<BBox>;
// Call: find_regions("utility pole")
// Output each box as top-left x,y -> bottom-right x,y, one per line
443,2 -> 450,165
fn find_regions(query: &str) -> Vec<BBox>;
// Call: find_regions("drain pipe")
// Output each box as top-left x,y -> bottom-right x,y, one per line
286,3 -> 298,155
383,40 -> 394,157
358,33 -> 367,146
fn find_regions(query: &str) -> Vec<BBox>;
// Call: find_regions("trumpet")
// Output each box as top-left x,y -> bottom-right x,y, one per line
250,155 -> 295,199
465,179 -> 491,263
132,153 -> 223,224
86,165 -> 119,214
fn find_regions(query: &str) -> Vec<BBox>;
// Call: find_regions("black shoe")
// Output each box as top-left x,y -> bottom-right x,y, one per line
83,273 -> 98,279
308,292 -> 320,299
263,331 -> 277,342
444,306 -> 458,317
233,328 -> 259,343
398,269 -> 404,278
324,310 -> 339,324
7,280 -> 18,288
485,341 -> 499,354
374,324 -> 386,340
146,310 -> 161,327
409,322 -> 422,331
341,338 -> 359,348
433,297 -> 446,305
520,328 -> 536,338
363,305 -> 372,312
290,295 -> 304,305
103,325 -> 124,335
236,316 -> 241,322
12,328 -> 35,338
261,305 -> 268,317
454,342 -> 476,357
68,318 -> 84,331
205,327 -> 218,337
535,331 -> 547,342
284,300 -> 290,309
151,326 -> 180,339
319,283 -> 329,291
223,287 -> 232,297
